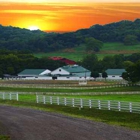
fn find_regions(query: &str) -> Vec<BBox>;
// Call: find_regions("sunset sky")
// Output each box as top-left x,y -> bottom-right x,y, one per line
0,0 -> 140,32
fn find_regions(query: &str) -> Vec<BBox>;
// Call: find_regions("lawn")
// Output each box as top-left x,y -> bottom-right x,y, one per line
34,42 -> 140,61
0,86 -> 140,93
1,92 -> 140,103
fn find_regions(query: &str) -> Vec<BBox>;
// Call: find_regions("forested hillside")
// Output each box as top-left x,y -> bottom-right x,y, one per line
0,19 -> 140,52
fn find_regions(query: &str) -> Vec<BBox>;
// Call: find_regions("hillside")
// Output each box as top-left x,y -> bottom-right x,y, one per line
34,42 -> 140,61
0,19 -> 140,54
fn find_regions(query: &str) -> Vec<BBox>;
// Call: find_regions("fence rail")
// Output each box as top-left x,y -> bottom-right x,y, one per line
0,83 -> 138,89
0,93 -> 140,114
36,95 -> 140,114
0,93 -> 18,101
0,91 -> 140,95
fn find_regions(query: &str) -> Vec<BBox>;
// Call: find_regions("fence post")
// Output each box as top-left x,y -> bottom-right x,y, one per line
108,101 -> 110,110
118,102 -> 121,111
50,96 -> 52,104
57,97 -> 60,105
72,98 -> 75,107
129,102 -> 132,113
89,100 -> 92,108
9,93 -> 12,100
98,100 -> 101,109
43,96 -> 46,104
64,98 -> 67,106
36,95 -> 39,103
3,93 -> 5,100
80,99 -> 83,108
16,93 -> 19,101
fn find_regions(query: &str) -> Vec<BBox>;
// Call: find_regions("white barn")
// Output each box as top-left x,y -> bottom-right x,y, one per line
51,65 -> 91,80
105,69 -> 126,80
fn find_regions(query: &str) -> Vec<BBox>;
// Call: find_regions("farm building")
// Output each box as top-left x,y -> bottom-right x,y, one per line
18,69 -> 52,80
17,65 -> 91,80
105,69 -> 126,80
51,65 -> 91,80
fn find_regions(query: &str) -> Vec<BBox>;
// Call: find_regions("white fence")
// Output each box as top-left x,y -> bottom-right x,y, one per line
0,93 -> 18,101
0,93 -> 140,114
0,83 -> 137,89
36,95 -> 140,114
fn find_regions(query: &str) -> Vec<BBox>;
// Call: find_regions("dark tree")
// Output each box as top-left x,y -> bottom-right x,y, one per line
91,71 -> 99,81
102,72 -> 108,80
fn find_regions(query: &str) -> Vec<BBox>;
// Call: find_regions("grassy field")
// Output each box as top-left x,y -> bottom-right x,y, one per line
0,86 -> 140,93
12,93 -> 140,102
34,42 -> 140,61
0,100 -> 140,131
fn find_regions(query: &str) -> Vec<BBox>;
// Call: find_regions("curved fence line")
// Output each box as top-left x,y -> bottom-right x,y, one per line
0,83 -> 137,89
0,91 -> 140,95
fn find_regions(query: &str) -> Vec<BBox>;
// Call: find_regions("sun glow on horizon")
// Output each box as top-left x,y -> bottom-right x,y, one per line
0,1 -> 140,32
28,25 -> 39,31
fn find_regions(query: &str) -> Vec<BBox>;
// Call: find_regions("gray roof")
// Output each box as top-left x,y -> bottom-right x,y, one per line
18,69 -> 46,76
62,65 -> 90,73
105,69 -> 126,75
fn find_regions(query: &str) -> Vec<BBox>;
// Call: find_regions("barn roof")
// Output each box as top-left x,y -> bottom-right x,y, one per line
105,69 -> 126,75
18,69 -> 47,76
62,65 -> 90,73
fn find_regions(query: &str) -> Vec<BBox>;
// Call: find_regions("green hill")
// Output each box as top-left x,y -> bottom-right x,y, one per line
0,19 -> 140,57
34,42 -> 140,61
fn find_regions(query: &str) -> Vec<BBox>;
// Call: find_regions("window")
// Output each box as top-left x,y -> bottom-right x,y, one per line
59,69 -> 61,72
112,76 -> 115,77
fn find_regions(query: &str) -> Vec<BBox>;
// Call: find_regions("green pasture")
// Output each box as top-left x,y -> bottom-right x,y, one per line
15,93 -> 140,102
1,92 -> 140,103
103,42 -> 140,51
0,86 -> 140,93
34,42 -> 140,61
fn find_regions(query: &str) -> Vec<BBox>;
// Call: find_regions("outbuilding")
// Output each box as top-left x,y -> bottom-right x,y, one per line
105,69 -> 126,80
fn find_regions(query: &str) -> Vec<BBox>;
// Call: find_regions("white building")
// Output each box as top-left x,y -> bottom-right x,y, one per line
105,69 -> 126,80
51,65 -> 91,80
18,69 -> 52,80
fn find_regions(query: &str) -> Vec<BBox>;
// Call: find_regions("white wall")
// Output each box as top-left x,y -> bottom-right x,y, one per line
39,69 -> 51,75
107,75 -> 123,80
51,68 -> 69,75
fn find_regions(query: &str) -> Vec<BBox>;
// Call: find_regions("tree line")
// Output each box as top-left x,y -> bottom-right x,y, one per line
0,50 -> 65,77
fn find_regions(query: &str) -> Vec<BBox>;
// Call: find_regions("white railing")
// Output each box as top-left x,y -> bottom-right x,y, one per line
0,91 -> 140,96
0,93 -> 18,101
36,95 -> 140,114
0,83 -> 137,89
0,93 -> 140,114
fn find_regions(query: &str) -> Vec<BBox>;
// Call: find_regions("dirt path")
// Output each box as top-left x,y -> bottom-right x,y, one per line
0,105 -> 140,140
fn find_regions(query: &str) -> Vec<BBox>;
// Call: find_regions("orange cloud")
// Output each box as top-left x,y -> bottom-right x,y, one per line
0,2 -> 140,32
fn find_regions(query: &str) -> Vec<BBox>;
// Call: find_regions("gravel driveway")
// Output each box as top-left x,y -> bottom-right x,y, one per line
0,105 -> 140,140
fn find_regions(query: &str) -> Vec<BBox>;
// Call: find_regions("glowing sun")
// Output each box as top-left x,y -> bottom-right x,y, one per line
28,26 -> 40,31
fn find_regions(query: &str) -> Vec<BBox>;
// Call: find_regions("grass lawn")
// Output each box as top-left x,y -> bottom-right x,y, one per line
34,42 -> 140,61
102,42 -> 140,51
17,94 -> 140,102
0,86 -> 140,93
0,100 -> 140,131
